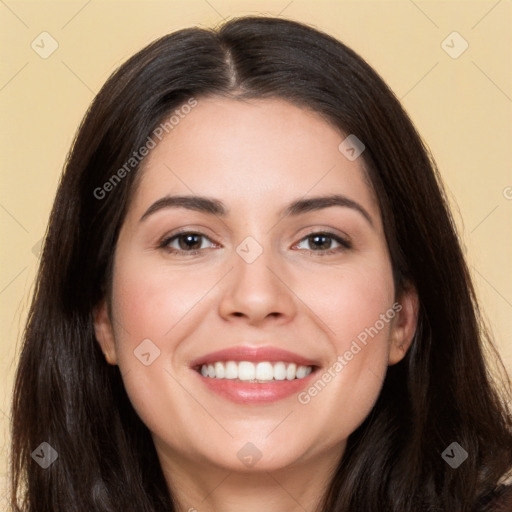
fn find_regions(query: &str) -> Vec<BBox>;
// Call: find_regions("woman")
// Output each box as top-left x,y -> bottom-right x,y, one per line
11,15 -> 512,512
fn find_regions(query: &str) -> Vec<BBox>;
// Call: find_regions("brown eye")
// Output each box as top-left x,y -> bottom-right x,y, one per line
306,234 -> 334,250
175,233 -> 203,251
159,232 -> 216,255
294,232 -> 351,255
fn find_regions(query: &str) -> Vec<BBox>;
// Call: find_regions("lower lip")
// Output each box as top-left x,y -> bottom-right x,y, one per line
193,369 -> 318,404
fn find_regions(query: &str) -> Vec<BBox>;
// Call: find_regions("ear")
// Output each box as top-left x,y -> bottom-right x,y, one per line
93,299 -> 118,365
388,285 -> 419,366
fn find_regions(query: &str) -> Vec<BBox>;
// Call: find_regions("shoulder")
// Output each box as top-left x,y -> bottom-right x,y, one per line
484,484 -> 512,511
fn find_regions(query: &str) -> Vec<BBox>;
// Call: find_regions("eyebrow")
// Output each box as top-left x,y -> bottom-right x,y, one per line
139,194 -> 374,227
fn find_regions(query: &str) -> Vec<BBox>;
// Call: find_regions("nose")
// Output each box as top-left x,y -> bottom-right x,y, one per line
217,246 -> 297,327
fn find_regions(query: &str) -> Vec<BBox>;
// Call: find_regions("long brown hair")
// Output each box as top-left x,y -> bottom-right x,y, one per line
11,15 -> 512,511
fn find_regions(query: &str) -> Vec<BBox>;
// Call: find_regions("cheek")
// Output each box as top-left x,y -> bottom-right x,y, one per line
292,259 -> 395,437
106,256 -> 228,431
106,259 -> 203,439
110,259 -> 215,350
294,256 -> 395,348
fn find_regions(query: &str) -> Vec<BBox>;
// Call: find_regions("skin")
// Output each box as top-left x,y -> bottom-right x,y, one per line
94,97 -> 418,512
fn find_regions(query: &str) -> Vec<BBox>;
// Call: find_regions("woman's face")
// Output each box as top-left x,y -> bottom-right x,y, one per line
95,97 -> 417,474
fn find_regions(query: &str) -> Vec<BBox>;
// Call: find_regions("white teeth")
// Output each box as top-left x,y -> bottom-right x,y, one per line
238,361 -> 256,381
296,365 -> 307,379
273,362 -> 286,380
225,361 -> 238,379
286,363 -> 297,380
214,362 -> 225,379
255,362 -> 273,380
198,361 -> 314,381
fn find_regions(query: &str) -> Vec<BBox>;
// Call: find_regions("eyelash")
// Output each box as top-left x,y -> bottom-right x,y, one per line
158,230 -> 352,257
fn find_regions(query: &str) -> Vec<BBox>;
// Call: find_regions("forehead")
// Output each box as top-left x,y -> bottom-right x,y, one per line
129,96 -> 379,223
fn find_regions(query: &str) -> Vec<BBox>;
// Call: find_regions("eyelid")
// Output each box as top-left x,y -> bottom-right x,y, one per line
296,226 -> 352,244
157,224 -> 219,243
291,229 -> 351,255
158,229 -> 218,252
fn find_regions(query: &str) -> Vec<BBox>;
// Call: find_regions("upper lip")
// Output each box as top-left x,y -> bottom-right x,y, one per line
190,346 -> 320,369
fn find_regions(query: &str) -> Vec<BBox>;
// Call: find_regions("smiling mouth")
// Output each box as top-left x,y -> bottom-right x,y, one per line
190,346 -> 321,402
195,361 -> 315,382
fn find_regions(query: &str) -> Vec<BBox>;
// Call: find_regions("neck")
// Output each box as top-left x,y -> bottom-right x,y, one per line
157,444 -> 344,512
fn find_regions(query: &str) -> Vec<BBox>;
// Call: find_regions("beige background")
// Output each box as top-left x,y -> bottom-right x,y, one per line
1,0 -> 511,505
